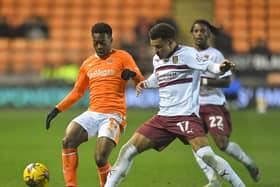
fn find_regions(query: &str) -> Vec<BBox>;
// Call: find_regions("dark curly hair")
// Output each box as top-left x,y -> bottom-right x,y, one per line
149,23 -> 176,40
91,22 -> 112,37
190,19 -> 221,36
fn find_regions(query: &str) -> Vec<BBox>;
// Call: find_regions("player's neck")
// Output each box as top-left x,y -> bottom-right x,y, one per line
167,44 -> 179,58
195,44 -> 209,51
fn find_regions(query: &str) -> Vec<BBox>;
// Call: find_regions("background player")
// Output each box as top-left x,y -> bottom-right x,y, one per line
190,19 -> 260,187
45,22 -> 144,187
104,23 -> 246,187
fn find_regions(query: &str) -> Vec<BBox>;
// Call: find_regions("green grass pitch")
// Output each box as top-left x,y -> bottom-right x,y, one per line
0,108 -> 279,187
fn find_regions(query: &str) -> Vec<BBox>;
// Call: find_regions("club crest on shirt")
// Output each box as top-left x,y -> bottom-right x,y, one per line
107,58 -> 113,64
196,54 -> 208,63
172,56 -> 178,64
204,55 -> 209,59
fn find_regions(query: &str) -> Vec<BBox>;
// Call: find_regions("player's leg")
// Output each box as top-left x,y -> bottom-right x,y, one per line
62,121 -> 88,187
192,149 -> 221,187
105,132 -> 155,187
95,117 -> 123,187
213,135 -> 260,182
190,136 -> 246,187
95,137 -> 115,187
210,105 -> 259,182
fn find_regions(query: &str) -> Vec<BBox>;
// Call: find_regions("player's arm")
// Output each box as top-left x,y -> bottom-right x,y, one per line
201,76 -> 231,88
121,52 -> 144,83
136,73 -> 158,96
56,68 -> 88,111
45,68 -> 88,130
184,49 -> 235,74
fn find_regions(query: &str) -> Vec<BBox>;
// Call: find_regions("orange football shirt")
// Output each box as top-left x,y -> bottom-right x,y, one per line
56,49 -> 144,117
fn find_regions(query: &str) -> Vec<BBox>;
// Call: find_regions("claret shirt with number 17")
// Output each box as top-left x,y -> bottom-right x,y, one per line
56,49 -> 144,117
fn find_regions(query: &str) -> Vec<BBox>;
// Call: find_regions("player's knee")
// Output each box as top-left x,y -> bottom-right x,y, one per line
216,140 -> 228,151
120,142 -> 138,160
214,136 -> 229,151
94,153 -> 108,167
196,146 -> 217,167
202,152 -> 216,166
62,136 -> 78,148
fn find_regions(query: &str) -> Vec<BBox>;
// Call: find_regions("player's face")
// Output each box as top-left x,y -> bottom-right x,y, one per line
150,38 -> 173,59
191,23 -> 210,50
92,33 -> 112,58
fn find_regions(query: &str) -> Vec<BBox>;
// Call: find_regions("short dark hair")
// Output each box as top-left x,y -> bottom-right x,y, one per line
91,22 -> 112,37
149,23 -> 176,40
190,19 -> 220,35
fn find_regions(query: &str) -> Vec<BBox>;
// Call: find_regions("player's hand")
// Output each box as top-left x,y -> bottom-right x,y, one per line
121,69 -> 136,80
46,107 -> 60,130
136,81 -> 146,96
220,60 -> 235,73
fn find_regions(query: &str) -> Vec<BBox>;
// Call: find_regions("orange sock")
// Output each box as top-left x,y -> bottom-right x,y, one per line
62,148 -> 78,187
97,162 -> 111,187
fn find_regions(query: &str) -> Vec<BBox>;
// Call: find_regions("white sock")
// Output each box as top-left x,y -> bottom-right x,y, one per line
105,142 -> 138,187
196,146 -> 246,187
225,142 -> 252,166
192,149 -> 217,182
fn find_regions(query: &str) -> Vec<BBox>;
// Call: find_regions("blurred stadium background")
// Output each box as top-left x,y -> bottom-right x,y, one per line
0,0 -> 280,186
0,0 -> 280,109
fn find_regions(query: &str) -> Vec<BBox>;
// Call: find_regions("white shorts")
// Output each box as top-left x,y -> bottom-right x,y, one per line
73,111 -> 123,144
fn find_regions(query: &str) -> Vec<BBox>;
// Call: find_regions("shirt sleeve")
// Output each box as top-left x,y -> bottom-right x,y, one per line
215,50 -> 232,78
56,67 -> 89,111
144,72 -> 159,88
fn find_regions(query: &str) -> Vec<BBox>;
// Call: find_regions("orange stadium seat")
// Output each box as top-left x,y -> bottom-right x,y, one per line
268,40 -> 280,53
0,39 -> 10,51
49,6 -> 66,18
0,0 -> 174,75
10,39 -> 28,52
50,29 -> 64,40
215,0 -> 231,9
33,5 -> 49,17
64,29 -> 83,40
232,19 -> 247,29
0,36 -> 10,74
232,7 -> 247,19
67,1 -> 84,13
233,40 -> 250,53
27,40 -> 47,72
233,0 -> 248,6
9,39 -> 28,74
47,40 -> 65,51
0,52 -> 9,74
268,18 -> 280,30
48,17 -> 65,29
251,7 -> 265,18
45,50 -> 64,66
11,51 -> 27,74
251,18 -> 266,29
231,28 -> 250,52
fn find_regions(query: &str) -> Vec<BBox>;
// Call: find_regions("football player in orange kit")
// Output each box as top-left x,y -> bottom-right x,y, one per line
45,22 -> 144,187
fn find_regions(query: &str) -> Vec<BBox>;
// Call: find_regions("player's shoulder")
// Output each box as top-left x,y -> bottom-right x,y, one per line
112,49 -> 132,58
176,45 -> 198,58
204,47 -> 224,58
179,45 -> 197,53
207,47 -> 223,54
79,54 -> 97,68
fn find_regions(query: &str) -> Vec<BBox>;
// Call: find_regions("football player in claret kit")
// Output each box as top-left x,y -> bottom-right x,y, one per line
45,22 -> 144,187
190,19 -> 260,187
105,23 -> 246,187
